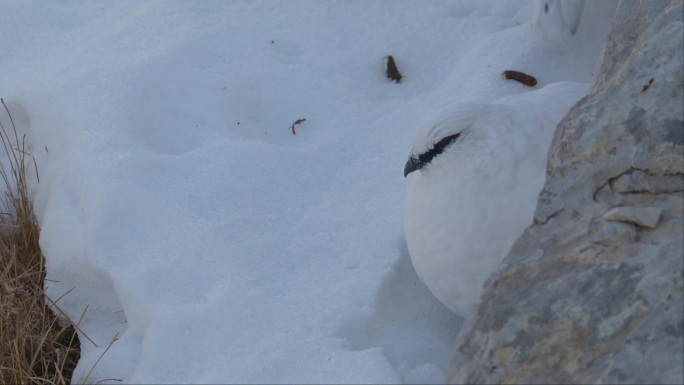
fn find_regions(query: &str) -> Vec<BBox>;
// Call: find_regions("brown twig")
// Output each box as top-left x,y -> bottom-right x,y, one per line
288,118 -> 306,136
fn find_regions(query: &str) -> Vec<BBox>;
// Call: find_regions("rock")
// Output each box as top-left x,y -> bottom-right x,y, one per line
591,0 -> 672,90
448,1 -> 684,384
603,206 -> 663,228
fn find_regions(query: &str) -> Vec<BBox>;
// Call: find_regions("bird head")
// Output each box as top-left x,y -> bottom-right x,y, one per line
404,103 -> 486,177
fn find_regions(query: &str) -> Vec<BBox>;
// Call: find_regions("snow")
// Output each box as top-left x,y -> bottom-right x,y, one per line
0,1 -> 617,383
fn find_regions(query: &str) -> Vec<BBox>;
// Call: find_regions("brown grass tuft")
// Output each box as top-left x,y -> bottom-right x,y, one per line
0,98 -> 81,384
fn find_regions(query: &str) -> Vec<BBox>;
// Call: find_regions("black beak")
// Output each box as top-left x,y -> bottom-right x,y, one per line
404,157 -> 423,177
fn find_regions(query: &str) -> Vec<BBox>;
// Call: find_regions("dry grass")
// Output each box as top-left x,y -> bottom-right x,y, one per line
0,99 -> 81,384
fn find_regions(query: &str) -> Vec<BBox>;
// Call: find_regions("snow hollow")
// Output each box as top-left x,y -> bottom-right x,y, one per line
0,1 -> 617,383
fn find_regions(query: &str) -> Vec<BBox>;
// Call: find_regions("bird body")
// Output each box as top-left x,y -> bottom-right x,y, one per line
403,82 -> 587,316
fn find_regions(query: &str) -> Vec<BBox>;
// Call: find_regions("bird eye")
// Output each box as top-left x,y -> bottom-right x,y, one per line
434,133 -> 461,152
416,133 -> 461,165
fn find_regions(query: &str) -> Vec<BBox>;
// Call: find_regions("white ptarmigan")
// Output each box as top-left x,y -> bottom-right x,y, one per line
531,0 -> 586,41
403,82 -> 587,316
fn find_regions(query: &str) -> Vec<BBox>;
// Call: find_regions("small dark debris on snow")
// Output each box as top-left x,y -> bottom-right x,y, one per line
502,70 -> 537,87
384,55 -> 403,83
641,78 -> 654,93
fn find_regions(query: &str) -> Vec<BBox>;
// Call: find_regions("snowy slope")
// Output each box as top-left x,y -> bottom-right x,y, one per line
0,1 -> 617,383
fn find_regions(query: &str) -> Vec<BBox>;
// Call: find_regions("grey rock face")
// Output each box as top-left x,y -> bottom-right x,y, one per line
448,1 -> 684,384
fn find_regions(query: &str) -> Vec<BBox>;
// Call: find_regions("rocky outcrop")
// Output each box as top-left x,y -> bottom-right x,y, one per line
448,1 -> 684,384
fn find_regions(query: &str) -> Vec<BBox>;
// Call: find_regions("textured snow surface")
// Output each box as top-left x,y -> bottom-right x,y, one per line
0,1 -> 616,383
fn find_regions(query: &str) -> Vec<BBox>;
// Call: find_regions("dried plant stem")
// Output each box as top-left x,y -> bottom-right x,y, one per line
0,98 -> 81,384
